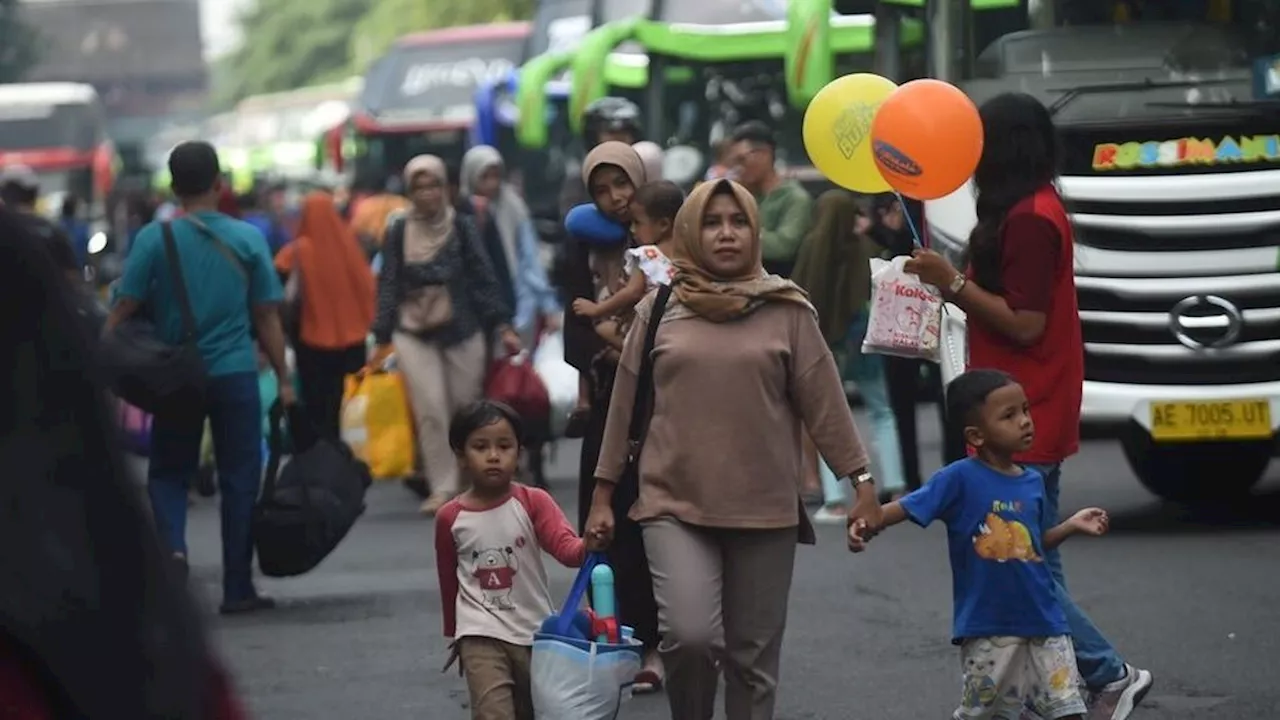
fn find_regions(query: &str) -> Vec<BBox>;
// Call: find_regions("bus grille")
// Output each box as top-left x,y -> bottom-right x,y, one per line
1077,274 -> 1280,385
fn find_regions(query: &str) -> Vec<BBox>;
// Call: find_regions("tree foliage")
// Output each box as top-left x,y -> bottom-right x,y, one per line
349,0 -> 536,70
215,0 -> 374,107
0,0 -> 41,83
213,0 -> 535,106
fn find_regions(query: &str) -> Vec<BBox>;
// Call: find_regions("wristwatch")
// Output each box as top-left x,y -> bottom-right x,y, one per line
850,471 -> 875,490
947,273 -> 968,297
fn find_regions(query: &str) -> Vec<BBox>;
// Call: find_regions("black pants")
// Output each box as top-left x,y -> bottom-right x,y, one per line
576,367 -> 660,653
294,342 -> 367,443
883,357 -> 967,491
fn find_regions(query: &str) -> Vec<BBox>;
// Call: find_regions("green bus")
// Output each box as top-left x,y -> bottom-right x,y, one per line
560,5 -> 924,185
513,46 -> 647,150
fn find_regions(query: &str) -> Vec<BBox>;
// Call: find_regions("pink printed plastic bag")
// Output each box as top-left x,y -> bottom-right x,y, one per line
117,398 -> 154,457
861,256 -> 943,363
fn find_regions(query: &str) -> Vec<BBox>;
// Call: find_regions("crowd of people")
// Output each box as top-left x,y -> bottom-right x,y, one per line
0,90 -> 1153,720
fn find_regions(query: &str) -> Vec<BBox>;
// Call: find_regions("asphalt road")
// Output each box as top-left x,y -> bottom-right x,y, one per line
182,405 -> 1280,720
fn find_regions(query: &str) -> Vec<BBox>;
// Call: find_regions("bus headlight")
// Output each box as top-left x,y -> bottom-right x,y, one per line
87,232 -> 108,255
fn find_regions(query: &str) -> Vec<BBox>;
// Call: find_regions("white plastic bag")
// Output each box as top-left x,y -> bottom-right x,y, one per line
532,330 -> 579,438
862,256 -> 943,363
939,304 -> 968,387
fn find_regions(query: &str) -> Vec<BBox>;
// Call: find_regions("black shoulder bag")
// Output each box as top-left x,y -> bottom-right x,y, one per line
99,222 -> 207,417
613,285 -> 673,510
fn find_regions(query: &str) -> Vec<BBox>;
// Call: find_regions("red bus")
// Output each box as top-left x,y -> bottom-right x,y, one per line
0,82 -> 116,226
338,22 -> 530,196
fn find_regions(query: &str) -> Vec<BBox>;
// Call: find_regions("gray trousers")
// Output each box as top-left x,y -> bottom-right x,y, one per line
642,517 -> 798,720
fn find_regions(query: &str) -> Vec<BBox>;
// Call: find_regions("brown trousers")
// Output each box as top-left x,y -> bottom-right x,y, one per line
458,637 -> 534,720
642,517 -> 798,720
392,331 -> 486,495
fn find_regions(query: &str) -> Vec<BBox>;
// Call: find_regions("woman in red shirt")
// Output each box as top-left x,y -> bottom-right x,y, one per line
0,207 -> 247,720
905,93 -> 1152,720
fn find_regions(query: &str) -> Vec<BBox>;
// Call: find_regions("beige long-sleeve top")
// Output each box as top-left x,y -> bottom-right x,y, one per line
595,298 -> 871,529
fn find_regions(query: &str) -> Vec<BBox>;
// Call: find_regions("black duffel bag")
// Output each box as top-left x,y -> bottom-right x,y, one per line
97,222 -> 207,416
254,401 -> 372,578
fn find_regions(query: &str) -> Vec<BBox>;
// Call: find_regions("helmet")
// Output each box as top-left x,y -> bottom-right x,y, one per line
583,97 -> 642,146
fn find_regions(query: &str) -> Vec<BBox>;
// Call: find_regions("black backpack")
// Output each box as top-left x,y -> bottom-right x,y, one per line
253,402 -> 372,577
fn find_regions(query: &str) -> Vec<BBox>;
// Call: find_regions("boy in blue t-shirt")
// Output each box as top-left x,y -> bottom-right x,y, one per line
849,369 -> 1109,720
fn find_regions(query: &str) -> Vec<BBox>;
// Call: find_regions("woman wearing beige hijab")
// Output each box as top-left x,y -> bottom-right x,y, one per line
557,141 -> 668,690
585,179 -> 881,719
371,155 -> 521,516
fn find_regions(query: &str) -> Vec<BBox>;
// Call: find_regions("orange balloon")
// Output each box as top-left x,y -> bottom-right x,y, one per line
870,79 -> 983,201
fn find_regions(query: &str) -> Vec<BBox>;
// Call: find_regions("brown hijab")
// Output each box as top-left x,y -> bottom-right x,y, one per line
402,154 -> 455,262
580,141 -> 646,303
581,141 -> 647,196
666,179 -> 813,323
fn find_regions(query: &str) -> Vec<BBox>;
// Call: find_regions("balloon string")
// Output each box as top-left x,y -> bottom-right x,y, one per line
894,191 -> 925,249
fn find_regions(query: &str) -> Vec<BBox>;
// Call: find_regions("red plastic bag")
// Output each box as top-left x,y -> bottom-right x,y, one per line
486,352 -> 551,425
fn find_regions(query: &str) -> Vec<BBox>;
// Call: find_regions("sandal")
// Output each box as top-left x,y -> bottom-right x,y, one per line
632,668 -> 664,694
632,652 -> 665,694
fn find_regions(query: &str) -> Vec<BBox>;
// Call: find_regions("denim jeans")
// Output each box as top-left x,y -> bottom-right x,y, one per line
820,310 -> 907,504
148,371 -> 263,604
1025,462 -> 1128,690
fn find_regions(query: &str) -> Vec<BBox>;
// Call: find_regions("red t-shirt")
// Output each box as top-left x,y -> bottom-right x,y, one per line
967,184 -> 1084,464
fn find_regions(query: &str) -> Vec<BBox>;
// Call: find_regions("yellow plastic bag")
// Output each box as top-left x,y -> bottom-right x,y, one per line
342,369 -> 415,480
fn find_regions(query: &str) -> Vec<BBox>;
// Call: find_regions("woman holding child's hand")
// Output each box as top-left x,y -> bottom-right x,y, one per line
591,179 -> 875,720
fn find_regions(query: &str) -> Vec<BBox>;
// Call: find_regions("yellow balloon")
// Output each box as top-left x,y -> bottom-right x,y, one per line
803,73 -> 898,193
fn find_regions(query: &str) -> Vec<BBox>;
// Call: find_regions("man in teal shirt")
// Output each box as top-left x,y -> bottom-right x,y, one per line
109,141 -> 290,614
726,120 -> 814,277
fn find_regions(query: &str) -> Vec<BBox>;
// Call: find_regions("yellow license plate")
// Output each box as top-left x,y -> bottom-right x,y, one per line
1150,399 -> 1273,442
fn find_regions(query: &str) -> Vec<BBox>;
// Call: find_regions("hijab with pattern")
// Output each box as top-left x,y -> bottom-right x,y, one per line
402,155 -> 455,262
665,179 -> 813,323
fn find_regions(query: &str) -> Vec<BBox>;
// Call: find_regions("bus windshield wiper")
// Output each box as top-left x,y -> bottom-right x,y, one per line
1145,98 -> 1280,113
1047,77 -> 1232,117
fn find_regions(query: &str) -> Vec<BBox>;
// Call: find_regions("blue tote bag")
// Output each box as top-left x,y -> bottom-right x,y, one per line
531,553 -> 643,719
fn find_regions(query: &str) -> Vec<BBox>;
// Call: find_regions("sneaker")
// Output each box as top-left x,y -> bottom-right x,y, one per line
812,505 -> 848,524
1087,664 -> 1153,720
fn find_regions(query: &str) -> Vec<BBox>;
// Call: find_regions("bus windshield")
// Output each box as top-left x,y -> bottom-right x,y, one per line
350,128 -> 469,193
0,103 -> 98,151
969,0 -> 1280,121
663,45 -> 894,179
528,0 -> 593,58
598,0 -> 788,25
361,38 -> 526,121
